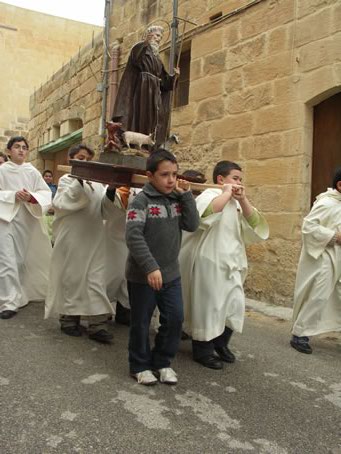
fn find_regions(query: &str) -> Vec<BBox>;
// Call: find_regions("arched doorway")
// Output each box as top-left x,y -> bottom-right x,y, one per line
311,92 -> 341,201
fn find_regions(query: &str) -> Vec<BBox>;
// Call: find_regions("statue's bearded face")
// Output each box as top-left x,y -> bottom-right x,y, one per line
146,29 -> 163,56
150,31 -> 163,44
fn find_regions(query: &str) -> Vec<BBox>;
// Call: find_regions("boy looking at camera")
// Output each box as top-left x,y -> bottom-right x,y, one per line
125,149 -> 199,385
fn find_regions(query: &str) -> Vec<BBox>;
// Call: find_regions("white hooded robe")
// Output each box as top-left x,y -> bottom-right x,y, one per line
0,161 -> 52,312
180,189 -> 269,341
292,189 -> 341,337
45,175 -> 119,318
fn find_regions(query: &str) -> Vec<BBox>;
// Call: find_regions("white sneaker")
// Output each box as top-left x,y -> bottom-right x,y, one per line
158,367 -> 178,385
131,370 -> 157,386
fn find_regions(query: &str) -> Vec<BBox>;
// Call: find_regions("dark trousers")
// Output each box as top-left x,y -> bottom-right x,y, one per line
192,327 -> 233,360
128,277 -> 184,374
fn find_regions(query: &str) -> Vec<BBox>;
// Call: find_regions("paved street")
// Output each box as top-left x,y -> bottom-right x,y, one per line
1,302 -> 340,454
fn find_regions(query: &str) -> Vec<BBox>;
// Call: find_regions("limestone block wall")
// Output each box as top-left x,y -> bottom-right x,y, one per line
172,0 -> 341,304
28,35 -> 103,171
0,2 -> 102,152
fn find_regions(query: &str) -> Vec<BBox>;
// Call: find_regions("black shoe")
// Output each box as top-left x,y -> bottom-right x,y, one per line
194,355 -> 224,370
89,329 -> 113,344
181,331 -> 191,340
215,346 -> 236,363
61,325 -> 82,337
115,302 -> 130,326
290,336 -> 312,354
0,310 -> 17,319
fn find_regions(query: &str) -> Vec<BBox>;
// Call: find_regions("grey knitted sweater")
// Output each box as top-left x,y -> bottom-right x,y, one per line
125,183 -> 199,284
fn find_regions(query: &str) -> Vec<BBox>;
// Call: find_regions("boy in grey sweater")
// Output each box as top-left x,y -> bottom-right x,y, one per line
126,149 -> 199,385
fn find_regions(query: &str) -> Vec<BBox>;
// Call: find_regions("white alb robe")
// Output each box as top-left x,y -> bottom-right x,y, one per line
292,188 -> 341,337
45,175 -> 119,318
0,161 -> 52,311
104,189 -> 140,309
180,189 -> 269,341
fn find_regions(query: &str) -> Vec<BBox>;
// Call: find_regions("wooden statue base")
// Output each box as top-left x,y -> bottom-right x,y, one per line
99,151 -> 147,170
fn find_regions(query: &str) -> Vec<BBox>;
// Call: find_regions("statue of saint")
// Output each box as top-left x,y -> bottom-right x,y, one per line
111,25 -> 179,148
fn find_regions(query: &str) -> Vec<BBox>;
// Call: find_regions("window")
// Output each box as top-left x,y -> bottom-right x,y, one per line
173,43 -> 191,108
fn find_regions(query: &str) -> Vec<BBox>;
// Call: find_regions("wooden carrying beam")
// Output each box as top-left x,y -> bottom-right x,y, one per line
57,161 -> 223,192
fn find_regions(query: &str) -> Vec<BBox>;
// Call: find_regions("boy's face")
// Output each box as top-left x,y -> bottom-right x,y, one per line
7,140 -> 29,165
147,160 -> 178,195
43,172 -> 53,184
218,169 -> 243,186
70,149 -> 93,162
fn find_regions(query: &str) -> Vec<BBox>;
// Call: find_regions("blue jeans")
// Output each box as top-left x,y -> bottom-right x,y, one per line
128,277 -> 184,374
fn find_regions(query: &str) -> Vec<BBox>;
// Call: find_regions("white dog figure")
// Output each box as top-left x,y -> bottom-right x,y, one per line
123,131 -> 155,150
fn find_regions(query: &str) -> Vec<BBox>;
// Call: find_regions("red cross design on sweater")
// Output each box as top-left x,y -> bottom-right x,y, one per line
149,206 -> 161,217
175,204 -> 182,214
127,210 -> 137,220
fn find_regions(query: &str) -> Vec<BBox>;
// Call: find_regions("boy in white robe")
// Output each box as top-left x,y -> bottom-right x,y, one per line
290,167 -> 341,354
45,144 -> 118,343
0,136 -> 52,319
104,187 -> 138,326
180,161 -> 269,369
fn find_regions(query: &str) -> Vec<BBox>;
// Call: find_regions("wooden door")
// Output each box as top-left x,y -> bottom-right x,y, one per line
312,92 -> 341,202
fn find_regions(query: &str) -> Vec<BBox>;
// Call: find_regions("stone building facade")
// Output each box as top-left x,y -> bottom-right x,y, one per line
0,2 -> 102,151
28,0 -> 341,306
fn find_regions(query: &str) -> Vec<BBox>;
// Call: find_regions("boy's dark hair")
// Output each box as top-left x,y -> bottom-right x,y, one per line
68,143 -> 94,159
0,152 -> 8,161
182,169 -> 207,183
43,169 -> 53,177
332,167 -> 341,189
7,136 -> 29,150
213,160 -> 242,184
146,148 -> 177,173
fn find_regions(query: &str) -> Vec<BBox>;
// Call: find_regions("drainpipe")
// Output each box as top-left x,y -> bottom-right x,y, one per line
108,44 -> 120,120
100,0 -> 111,143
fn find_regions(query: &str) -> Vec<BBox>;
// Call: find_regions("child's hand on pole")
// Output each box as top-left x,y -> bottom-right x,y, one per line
232,184 -> 245,201
222,184 -> 234,196
175,179 -> 190,194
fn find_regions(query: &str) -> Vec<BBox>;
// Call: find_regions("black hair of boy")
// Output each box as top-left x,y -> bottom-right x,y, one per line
332,167 -> 341,189
146,149 -> 177,173
7,136 -> 29,150
68,144 -> 95,159
0,152 -> 8,162
182,169 -> 206,182
43,170 -> 53,177
213,160 -> 242,184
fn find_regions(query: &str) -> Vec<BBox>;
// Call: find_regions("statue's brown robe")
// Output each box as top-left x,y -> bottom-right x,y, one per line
112,41 -> 174,147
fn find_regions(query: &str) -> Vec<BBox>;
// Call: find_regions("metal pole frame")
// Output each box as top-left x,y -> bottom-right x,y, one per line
169,0 -> 179,75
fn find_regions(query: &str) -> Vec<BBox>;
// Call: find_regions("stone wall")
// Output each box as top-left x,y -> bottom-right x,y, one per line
28,0 -> 341,305
0,2 -> 102,151
28,35 -> 103,171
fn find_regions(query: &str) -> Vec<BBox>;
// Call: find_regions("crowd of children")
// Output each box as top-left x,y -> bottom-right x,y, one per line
0,135 -> 340,385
